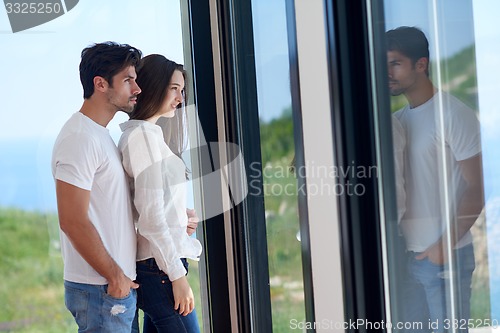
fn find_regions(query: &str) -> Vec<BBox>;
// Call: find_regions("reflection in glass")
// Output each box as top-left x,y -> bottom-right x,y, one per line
382,1 -> 494,332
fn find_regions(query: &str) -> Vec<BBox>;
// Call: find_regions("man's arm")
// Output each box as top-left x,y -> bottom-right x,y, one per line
56,180 -> 138,297
453,153 -> 484,242
416,154 -> 484,264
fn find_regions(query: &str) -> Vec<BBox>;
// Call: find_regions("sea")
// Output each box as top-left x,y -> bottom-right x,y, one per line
2,134 -> 500,214
0,138 -> 57,212
0,137 -> 197,213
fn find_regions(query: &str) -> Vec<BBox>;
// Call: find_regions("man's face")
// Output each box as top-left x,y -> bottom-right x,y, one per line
387,50 -> 418,96
106,65 -> 141,113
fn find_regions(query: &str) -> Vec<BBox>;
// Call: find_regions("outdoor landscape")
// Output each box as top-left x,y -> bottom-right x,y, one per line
258,107 -> 306,332
0,208 -> 203,332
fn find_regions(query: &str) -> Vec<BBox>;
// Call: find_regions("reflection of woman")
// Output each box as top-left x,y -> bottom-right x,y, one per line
118,54 -> 202,333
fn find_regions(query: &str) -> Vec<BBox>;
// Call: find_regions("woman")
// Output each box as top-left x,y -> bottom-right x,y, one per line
118,54 -> 202,333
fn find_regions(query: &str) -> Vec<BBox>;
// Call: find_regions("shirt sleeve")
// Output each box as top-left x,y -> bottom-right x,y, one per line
121,126 -> 187,281
444,96 -> 482,161
54,132 -> 100,191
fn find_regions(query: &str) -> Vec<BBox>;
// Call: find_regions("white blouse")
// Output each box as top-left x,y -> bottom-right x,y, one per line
118,120 -> 202,281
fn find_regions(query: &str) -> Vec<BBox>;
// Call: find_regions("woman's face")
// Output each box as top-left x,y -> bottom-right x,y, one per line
158,69 -> 185,118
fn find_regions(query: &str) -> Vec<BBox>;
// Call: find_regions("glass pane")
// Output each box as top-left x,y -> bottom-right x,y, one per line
250,0 -> 306,331
473,1 -> 500,327
380,0 -> 497,331
0,1 -> 203,331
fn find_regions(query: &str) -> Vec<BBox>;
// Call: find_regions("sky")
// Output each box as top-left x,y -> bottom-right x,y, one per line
0,0 -> 290,146
384,0 -> 476,58
0,0 -> 185,211
0,0 -> 184,142
251,0 -> 292,121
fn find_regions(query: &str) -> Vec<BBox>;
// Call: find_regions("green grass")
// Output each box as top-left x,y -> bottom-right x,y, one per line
0,208 -> 206,332
261,157 -> 307,330
471,285 -> 491,323
187,260 -> 204,333
0,208 -> 77,332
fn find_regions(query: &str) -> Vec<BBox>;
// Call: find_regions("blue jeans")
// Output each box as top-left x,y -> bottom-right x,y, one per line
401,244 -> 475,333
134,258 -> 201,333
64,280 -> 137,333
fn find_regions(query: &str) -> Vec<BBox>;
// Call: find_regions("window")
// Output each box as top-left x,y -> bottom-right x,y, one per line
251,0 -> 307,330
380,0 -> 498,330
0,1 -> 204,331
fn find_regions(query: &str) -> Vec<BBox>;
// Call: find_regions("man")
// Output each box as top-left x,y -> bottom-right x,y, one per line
52,42 -> 142,332
387,27 -> 483,332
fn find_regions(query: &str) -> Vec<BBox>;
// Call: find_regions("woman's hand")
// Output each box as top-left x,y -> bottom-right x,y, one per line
172,276 -> 195,316
186,208 -> 199,236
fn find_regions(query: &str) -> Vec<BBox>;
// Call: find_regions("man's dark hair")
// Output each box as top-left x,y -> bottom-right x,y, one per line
79,42 -> 142,99
386,26 -> 429,66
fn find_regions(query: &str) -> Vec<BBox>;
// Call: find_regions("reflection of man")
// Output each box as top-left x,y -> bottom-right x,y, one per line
386,27 -> 483,332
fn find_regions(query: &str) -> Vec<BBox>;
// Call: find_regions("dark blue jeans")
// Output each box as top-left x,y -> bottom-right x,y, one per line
133,258 -> 201,333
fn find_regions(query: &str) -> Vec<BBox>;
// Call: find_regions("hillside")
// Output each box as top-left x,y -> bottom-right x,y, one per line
0,208 -> 76,332
391,43 -> 478,112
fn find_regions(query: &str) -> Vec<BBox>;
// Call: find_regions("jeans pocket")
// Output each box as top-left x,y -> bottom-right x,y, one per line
160,275 -> 176,305
427,258 -> 445,268
102,289 -> 137,332
64,284 -> 89,331
103,287 -> 136,302
103,289 -> 136,317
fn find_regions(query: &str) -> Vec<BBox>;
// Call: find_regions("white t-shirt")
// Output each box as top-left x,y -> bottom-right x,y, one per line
394,92 -> 481,252
119,120 -> 202,282
52,112 -> 136,285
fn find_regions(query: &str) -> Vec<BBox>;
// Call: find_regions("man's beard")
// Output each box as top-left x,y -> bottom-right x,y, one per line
108,94 -> 137,113
389,82 -> 405,96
